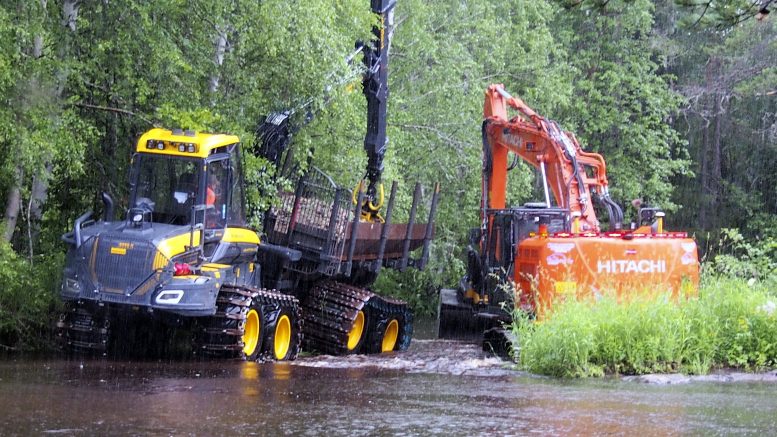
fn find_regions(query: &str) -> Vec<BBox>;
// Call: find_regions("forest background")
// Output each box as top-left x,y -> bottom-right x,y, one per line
0,0 -> 775,350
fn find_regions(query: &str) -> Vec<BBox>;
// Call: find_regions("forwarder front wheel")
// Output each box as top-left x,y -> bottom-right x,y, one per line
242,306 -> 263,360
262,306 -> 300,361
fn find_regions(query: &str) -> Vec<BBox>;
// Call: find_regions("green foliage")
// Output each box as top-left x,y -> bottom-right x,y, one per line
0,241 -> 62,351
553,0 -> 691,210
702,228 -> 777,287
515,277 -> 777,377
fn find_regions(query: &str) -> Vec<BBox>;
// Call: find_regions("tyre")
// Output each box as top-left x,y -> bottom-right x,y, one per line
366,307 -> 412,353
262,304 -> 301,361
345,310 -> 368,354
242,303 -> 264,361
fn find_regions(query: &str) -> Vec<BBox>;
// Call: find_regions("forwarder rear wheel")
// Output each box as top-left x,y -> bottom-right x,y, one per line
346,310 -> 367,353
273,314 -> 291,359
366,306 -> 411,354
381,318 -> 399,352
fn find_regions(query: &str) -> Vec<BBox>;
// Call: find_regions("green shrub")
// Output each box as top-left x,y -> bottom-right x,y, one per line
514,278 -> 777,377
0,241 -> 63,351
702,228 -> 777,288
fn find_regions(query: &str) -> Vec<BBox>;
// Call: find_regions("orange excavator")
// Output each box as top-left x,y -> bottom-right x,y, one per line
438,84 -> 699,342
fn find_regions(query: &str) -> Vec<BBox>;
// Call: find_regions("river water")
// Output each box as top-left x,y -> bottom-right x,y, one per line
1,322 -> 776,435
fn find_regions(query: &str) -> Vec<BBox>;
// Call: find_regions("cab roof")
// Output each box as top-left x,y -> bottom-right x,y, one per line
136,128 -> 240,159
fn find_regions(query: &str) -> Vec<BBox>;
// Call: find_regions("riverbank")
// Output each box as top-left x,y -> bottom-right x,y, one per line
513,278 -> 777,378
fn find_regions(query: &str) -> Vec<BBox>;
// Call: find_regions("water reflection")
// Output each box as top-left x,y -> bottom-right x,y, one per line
0,340 -> 776,435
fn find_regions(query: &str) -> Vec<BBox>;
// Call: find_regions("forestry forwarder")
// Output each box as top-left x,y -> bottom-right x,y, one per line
438,85 -> 699,349
56,0 -> 439,360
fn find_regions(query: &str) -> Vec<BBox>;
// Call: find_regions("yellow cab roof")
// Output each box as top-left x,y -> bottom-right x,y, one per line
136,128 -> 240,159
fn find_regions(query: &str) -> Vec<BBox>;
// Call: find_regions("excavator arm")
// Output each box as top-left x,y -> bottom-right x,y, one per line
482,84 -> 623,232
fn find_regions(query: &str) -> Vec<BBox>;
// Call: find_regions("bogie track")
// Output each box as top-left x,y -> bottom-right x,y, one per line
193,285 -> 303,361
55,303 -> 110,355
301,280 -> 413,355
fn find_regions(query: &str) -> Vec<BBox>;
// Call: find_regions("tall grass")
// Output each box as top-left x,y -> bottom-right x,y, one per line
513,278 -> 777,377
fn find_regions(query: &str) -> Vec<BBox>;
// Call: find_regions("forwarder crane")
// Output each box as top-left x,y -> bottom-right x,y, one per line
438,84 -> 699,345
56,0 -> 439,360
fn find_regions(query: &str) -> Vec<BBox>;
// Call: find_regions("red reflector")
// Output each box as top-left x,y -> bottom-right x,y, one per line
174,263 -> 192,276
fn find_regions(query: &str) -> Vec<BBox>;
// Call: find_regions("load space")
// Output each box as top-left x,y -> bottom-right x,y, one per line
439,85 -> 699,346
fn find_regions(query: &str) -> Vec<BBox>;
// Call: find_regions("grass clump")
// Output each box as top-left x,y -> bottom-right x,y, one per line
513,278 -> 777,377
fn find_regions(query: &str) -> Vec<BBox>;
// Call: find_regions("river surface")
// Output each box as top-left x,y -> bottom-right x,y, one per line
1,321 -> 776,436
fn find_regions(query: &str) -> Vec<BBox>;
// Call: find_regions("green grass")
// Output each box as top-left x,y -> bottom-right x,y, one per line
513,278 -> 777,377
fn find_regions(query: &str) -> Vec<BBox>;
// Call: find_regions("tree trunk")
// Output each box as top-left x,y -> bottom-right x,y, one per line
709,93 -> 724,229
698,101 -> 711,229
209,26 -> 228,94
25,1 -> 59,251
62,0 -> 79,32
29,162 -> 53,240
3,167 -> 23,243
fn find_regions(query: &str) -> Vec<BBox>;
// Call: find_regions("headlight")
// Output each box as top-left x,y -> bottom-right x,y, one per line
156,289 -> 184,305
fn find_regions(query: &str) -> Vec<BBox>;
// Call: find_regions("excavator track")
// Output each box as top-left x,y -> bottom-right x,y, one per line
302,280 -> 413,355
193,285 -> 303,361
55,303 -> 110,355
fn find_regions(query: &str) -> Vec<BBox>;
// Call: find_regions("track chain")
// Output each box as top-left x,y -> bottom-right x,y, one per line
194,285 -> 303,361
55,303 -> 110,355
302,280 -> 413,355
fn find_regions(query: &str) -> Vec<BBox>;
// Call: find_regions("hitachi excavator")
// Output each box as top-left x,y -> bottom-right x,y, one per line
438,84 -> 699,342
56,0 -> 439,360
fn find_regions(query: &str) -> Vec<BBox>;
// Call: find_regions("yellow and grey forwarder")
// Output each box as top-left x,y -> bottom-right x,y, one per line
57,0 -> 438,361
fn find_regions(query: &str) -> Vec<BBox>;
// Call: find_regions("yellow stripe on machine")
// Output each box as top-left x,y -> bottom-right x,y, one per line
110,247 -> 127,255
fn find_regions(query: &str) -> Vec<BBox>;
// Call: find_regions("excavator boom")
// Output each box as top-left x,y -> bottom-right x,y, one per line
483,84 -> 622,232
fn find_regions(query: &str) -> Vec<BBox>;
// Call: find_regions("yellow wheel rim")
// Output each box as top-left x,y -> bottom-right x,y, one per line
381,319 -> 399,353
347,311 -> 365,351
274,315 -> 292,360
243,309 -> 260,357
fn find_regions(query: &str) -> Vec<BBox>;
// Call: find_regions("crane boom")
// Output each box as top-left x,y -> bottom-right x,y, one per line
360,0 -> 396,218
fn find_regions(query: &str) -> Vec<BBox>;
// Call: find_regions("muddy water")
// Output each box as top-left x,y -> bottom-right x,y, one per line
1,324 -> 776,435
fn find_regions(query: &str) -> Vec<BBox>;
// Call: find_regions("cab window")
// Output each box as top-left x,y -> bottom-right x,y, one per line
205,159 -> 229,229
132,154 -> 199,225
228,144 -> 246,226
